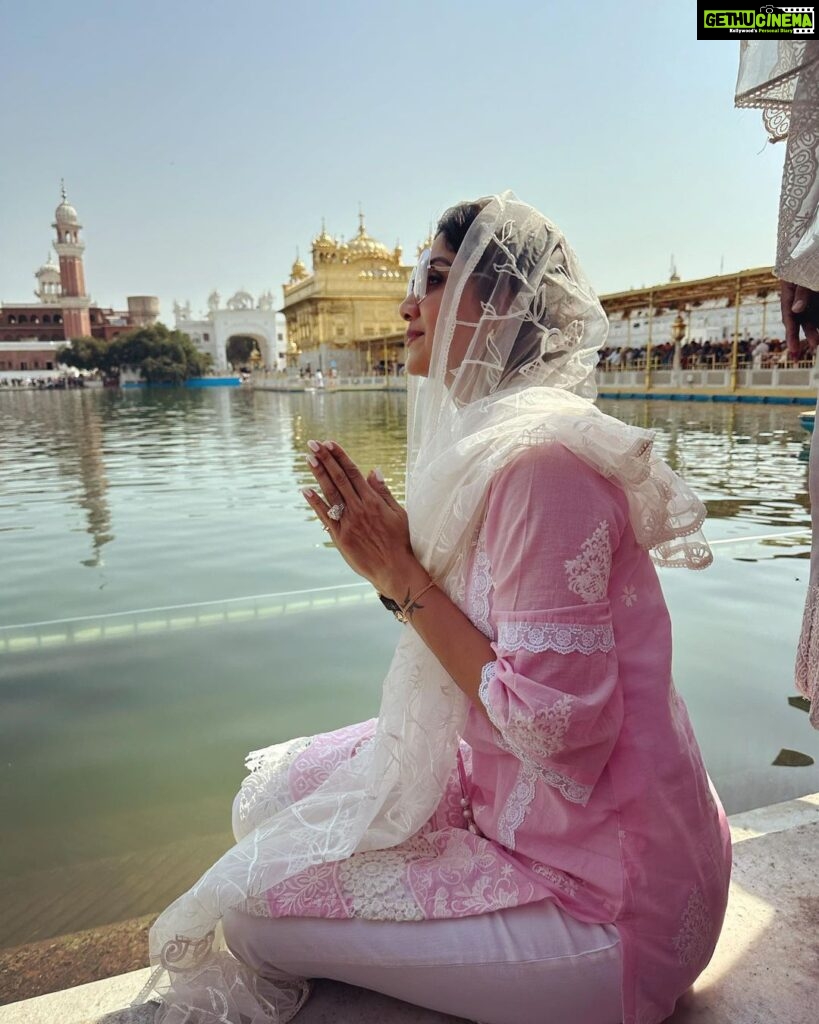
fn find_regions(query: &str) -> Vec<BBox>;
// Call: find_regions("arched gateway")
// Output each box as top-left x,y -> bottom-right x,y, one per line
173,290 -> 287,374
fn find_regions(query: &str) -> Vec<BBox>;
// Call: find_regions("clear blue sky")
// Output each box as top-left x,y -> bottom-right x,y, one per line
0,0 -> 785,322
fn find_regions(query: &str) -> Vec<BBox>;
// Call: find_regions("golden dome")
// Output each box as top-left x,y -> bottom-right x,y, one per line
346,210 -> 391,262
312,219 -> 336,251
290,252 -> 308,281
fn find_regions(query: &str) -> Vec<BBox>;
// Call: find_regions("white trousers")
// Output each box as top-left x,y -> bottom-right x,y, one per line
222,900 -> 623,1024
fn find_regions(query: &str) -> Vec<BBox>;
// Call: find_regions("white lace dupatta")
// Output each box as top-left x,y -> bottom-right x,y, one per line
146,193 -> 711,1023
735,41 -> 819,291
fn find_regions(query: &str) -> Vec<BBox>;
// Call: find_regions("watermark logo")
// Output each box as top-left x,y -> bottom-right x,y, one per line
698,3 -> 818,38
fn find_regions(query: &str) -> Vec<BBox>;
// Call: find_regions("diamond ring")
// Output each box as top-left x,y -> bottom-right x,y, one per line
327,502 -> 346,521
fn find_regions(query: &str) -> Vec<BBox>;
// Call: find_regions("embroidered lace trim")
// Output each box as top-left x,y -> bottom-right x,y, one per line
336,838 -> 428,921
289,721 -> 374,801
776,60 -> 819,287
506,694 -> 573,761
795,582 -> 819,727
498,621 -> 614,655
564,520 -> 612,603
479,660 -> 499,719
466,530 -> 494,638
530,861 -> 580,898
479,664 -> 593,812
497,763 -> 537,850
672,886 -> 712,968
537,766 -> 593,804
411,828 -> 537,917
236,736 -> 312,837
264,861 -> 347,919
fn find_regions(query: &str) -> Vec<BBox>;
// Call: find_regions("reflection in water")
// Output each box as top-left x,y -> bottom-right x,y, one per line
0,390 -> 114,567
68,397 -> 113,567
0,390 -> 817,949
600,399 -> 811,529
280,389 -> 410,500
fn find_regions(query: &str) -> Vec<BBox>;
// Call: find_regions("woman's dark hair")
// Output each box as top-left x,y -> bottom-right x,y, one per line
435,199 -> 489,254
435,198 -> 499,305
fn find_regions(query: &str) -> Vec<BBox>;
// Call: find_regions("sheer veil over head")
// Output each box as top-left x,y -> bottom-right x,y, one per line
405,192 -> 712,582
145,192 -> 712,1023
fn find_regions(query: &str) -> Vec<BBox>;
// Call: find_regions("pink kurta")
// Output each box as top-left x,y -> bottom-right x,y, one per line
243,443 -> 732,1024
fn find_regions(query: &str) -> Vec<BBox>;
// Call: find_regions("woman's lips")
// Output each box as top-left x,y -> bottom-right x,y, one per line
406,331 -> 424,346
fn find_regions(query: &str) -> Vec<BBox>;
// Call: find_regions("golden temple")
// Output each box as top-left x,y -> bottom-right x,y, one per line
282,212 -> 410,374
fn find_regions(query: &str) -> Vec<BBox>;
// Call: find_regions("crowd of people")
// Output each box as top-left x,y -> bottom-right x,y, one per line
0,374 -> 92,389
598,336 -> 804,370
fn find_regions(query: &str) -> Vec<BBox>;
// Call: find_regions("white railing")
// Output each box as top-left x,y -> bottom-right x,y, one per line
597,362 -> 818,390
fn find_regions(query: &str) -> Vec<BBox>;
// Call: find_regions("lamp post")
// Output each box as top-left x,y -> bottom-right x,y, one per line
671,312 -> 686,373
644,290 -> 654,391
730,274 -> 742,392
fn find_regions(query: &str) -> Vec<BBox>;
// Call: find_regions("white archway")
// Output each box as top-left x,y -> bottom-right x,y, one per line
211,309 -> 285,372
210,313 -> 278,374
224,331 -> 266,370
173,294 -> 287,375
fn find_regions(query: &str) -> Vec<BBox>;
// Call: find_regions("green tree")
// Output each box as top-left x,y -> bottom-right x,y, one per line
57,336 -> 109,372
105,323 -> 213,384
226,335 -> 259,369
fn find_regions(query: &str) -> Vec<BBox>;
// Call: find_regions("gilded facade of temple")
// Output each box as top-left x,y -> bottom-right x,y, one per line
281,213 -> 411,375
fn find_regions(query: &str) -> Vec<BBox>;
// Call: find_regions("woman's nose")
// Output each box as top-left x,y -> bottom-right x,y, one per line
399,294 -> 417,321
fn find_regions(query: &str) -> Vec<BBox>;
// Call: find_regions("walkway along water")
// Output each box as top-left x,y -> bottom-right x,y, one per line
597,359 -> 818,404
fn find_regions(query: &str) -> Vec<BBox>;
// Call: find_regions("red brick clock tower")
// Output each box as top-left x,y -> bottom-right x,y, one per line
53,181 -> 91,339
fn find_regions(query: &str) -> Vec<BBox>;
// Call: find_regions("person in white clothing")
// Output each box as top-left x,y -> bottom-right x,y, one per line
736,41 -> 819,724
751,338 -> 769,368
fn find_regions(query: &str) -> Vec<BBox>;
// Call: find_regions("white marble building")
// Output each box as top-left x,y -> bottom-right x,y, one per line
173,290 -> 287,373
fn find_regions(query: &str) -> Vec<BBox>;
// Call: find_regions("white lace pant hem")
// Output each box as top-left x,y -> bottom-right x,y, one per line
222,899 -> 622,1024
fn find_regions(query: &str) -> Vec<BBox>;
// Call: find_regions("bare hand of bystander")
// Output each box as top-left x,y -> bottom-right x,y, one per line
780,281 -> 819,360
